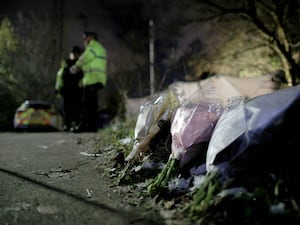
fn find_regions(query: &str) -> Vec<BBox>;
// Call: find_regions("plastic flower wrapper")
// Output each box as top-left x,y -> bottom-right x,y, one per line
118,90 -> 180,183
125,90 -> 180,162
147,86 -> 224,196
172,100 -> 223,168
206,84 -> 300,177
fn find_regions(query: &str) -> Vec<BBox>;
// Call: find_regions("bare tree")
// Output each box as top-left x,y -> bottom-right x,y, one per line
0,18 -> 20,129
13,1 -> 63,101
190,0 -> 300,85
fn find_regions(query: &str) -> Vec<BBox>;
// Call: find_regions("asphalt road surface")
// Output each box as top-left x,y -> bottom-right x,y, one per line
0,132 -> 164,225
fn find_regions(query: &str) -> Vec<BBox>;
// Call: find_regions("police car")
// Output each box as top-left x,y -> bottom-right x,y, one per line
13,100 -> 62,131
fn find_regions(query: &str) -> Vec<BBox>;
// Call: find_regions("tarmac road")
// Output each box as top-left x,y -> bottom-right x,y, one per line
0,131 -> 164,225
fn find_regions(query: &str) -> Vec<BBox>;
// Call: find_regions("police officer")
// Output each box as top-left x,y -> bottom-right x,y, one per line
70,31 -> 107,132
55,46 -> 83,131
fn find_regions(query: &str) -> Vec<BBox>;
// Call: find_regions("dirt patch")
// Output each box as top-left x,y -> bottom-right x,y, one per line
88,137 -> 194,225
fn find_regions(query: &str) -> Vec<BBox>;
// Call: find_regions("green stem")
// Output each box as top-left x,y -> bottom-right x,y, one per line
147,157 -> 177,196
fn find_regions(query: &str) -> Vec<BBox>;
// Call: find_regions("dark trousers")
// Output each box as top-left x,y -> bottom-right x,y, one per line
63,91 -> 83,128
80,83 -> 103,131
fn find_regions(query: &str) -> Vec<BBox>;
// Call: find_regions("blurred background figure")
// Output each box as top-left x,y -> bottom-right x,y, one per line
55,46 -> 83,131
70,32 -> 107,132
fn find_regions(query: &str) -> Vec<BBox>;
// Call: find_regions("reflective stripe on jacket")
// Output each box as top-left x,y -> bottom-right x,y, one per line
75,39 -> 107,86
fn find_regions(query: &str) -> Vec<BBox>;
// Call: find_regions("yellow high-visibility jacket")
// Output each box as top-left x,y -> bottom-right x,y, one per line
75,39 -> 107,87
55,60 -> 66,93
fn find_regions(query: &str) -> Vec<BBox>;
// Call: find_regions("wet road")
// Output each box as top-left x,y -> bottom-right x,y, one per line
0,132 -> 163,225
